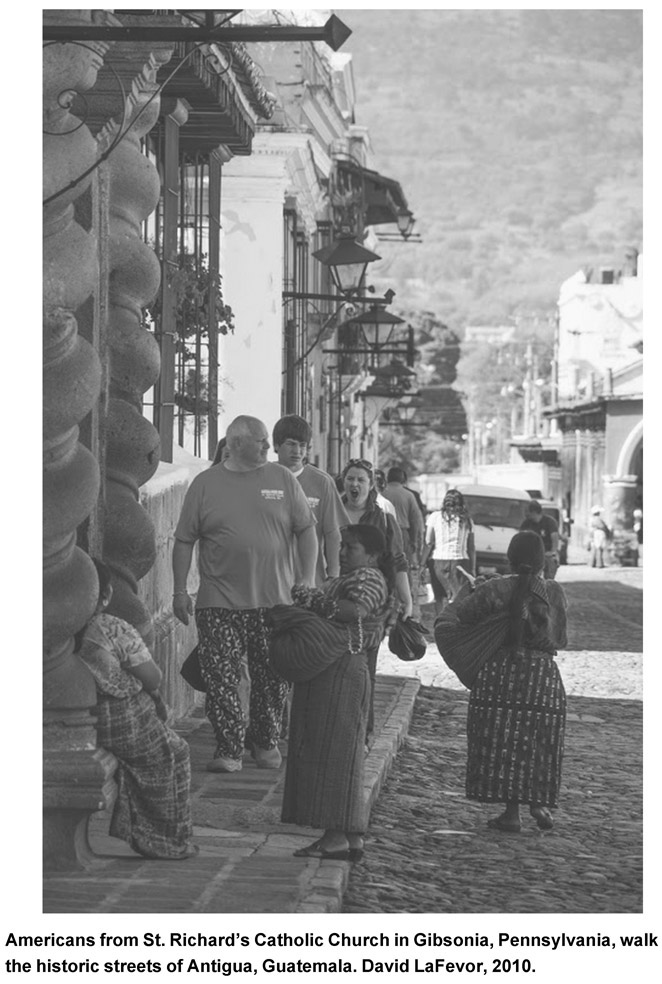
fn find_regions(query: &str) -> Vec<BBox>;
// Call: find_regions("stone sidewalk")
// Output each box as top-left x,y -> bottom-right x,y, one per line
42,675 -> 420,913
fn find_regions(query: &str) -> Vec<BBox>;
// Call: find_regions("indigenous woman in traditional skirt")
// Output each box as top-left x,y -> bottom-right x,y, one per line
77,560 -> 196,859
453,530 -> 567,833
281,524 -> 389,861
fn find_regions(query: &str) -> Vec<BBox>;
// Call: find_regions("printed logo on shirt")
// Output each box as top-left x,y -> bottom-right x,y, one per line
306,496 -> 320,510
261,489 -> 285,501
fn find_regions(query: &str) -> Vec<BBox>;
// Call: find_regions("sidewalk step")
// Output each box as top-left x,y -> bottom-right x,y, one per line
43,674 -> 419,913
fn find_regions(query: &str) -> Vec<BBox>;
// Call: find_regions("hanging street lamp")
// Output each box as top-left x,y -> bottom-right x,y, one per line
311,234 -> 382,297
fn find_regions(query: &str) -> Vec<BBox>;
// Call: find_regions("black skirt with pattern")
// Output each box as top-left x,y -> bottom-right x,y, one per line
466,648 -> 566,807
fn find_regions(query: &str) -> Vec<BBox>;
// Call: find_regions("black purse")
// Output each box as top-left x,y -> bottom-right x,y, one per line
180,645 -> 206,692
388,615 -> 428,662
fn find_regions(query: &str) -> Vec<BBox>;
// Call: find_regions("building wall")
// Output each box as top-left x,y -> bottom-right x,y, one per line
557,267 -> 642,400
605,400 -> 643,476
218,155 -> 287,437
138,448 -> 209,717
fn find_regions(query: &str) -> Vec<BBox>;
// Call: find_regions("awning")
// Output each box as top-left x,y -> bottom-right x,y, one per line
335,160 -> 410,228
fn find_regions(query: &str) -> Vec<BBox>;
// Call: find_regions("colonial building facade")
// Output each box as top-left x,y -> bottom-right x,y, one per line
546,251 -> 642,558
43,9 -> 414,868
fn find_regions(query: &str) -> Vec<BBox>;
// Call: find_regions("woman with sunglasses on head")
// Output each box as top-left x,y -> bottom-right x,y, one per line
341,458 -> 413,743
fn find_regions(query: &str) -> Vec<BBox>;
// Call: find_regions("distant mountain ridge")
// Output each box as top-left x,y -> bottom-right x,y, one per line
337,8 -> 642,330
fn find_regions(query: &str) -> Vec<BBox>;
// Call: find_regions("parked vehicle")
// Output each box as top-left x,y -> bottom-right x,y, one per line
456,484 -> 532,575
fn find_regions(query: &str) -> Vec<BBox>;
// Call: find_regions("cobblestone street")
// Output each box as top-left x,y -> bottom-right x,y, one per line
343,562 -> 643,913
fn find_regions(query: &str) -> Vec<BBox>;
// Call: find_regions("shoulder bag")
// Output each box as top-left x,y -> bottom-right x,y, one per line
433,597 -> 510,689
180,645 -> 206,692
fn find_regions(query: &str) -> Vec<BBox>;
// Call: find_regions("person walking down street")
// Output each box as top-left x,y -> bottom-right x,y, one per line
520,499 -> 560,579
279,525 -> 390,860
373,468 -> 397,519
341,458 -> 413,742
272,414 -> 349,585
403,471 -> 428,524
422,488 -> 475,616
633,507 -> 643,565
77,560 -> 196,859
382,466 -> 425,616
589,506 -> 611,568
453,530 -> 567,833
211,436 -> 230,465
172,415 -> 318,774
382,466 -> 425,572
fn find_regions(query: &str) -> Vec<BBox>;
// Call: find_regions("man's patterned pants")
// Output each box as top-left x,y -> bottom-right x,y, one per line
195,608 -> 287,761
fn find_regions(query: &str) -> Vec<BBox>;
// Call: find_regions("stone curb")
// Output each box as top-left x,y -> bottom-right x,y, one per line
296,675 -> 420,913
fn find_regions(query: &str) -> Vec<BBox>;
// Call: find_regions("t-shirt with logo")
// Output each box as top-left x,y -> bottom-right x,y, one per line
297,464 -> 350,584
175,462 -> 315,609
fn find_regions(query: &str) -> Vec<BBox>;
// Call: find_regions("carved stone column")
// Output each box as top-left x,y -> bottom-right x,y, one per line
91,42 -> 174,645
43,13 -> 117,869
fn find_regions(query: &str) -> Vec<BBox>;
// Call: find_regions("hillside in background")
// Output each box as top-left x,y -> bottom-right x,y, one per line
337,8 -> 642,332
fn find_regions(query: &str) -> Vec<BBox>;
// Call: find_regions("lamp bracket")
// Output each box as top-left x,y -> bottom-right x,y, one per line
282,290 -> 394,306
43,15 -> 352,49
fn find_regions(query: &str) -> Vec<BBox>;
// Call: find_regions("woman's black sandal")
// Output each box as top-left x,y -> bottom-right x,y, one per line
530,806 -> 554,830
487,813 -> 521,833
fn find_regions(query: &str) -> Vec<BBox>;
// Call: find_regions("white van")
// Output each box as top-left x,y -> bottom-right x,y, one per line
456,484 -> 532,575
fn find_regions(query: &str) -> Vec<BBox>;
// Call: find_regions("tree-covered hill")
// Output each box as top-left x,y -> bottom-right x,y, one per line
338,8 -> 642,331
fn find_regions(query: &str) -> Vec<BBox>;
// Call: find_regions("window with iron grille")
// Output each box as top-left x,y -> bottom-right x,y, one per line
282,210 -> 312,417
142,124 -> 229,462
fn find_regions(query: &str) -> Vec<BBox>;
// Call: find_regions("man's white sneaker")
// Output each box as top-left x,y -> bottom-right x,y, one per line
206,757 -> 242,773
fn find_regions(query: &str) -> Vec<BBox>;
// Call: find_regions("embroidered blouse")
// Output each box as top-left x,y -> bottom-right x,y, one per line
454,575 -> 568,653
79,613 -> 152,698
292,566 -> 389,621
426,510 -> 473,560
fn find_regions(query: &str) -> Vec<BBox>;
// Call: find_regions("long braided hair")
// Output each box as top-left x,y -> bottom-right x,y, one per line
441,488 -> 471,524
506,531 -> 549,649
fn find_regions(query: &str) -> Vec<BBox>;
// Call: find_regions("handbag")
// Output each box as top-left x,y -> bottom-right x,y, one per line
434,602 -> 510,689
180,645 -> 206,692
388,615 -> 428,661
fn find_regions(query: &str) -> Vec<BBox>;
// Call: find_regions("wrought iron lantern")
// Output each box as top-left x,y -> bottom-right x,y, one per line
312,234 -> 381,296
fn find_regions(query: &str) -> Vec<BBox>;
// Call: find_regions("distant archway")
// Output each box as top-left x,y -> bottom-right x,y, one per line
615,420 -> 643,478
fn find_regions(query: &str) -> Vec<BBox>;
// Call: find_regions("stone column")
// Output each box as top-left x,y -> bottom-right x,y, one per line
43,15 -> 116,869
93,43 -> 174,645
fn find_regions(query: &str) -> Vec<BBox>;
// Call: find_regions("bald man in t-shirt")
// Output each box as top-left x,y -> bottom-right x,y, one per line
173,415 -> 317,773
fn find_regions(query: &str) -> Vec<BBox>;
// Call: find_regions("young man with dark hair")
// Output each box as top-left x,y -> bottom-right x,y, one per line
273,414 -> 349,585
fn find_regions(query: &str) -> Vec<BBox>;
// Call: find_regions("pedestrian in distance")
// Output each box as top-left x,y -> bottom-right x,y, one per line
211,436 -> 229,464
172,414 -> 318,773
520,499 -> 560,579
373,468 -> 397,519
278,524 -> 390,860
402,470 -> 428,523
449,530 -> 567,833
341,458 -> 413,744
421,488 -> 475,616
382,466 -> 425,618
77,559 -> 196,859
272,414 -> 349,585
382,466 -> 425,571
589,505 -> 611,568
